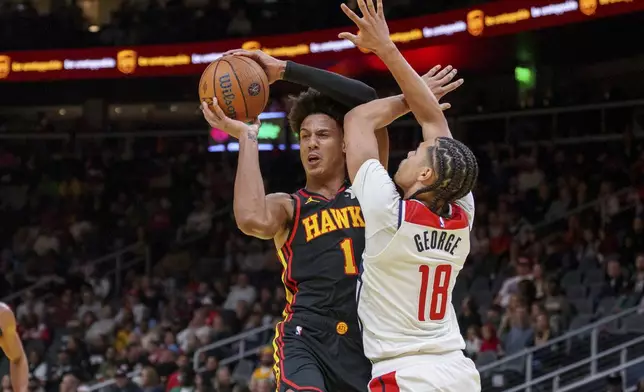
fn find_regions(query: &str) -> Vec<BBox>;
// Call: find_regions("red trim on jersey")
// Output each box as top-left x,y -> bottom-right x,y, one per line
286,195 -> 302,248
298,184 -> 348,202
404,200 -> 469,230
369,372 -> 400,392
298,189 -> 328,202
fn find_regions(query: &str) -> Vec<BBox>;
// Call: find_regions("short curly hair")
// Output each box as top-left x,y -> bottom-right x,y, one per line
288,89 -> 350,135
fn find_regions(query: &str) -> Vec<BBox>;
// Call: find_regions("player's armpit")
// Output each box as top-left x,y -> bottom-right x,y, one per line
235,192 -> 293,241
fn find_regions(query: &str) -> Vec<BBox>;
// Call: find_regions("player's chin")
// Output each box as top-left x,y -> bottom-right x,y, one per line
304,165 -> 325,177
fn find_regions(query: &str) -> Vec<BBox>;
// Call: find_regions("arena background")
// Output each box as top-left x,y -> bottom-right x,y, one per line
1,0 -> 643,391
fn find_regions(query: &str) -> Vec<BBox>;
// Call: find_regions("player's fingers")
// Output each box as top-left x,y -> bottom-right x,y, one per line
365,0 -> 377,18
377,0 -> 384,18
338,32 -> 359,44
434,65 -> 452,81
439,103 -> 452,111
441,79 -> 464,95
424,65 -> 441,78
222,49 -> 244,56
439,69 -> 458,86
250,118 -> 261,130
201,102 -> 218,123
209,99 -> 228,120
356,0 -> 371,19
341,3 -> 365,27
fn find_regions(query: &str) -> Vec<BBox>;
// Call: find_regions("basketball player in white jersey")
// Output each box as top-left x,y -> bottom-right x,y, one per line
338,0 -> 481,390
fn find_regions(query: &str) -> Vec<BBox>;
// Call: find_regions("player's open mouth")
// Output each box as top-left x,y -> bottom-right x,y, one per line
308,154 -> 321,164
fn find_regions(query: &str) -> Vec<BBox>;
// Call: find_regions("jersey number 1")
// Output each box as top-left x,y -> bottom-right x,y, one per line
418,264 -> 452,321
340,238 -> 358,275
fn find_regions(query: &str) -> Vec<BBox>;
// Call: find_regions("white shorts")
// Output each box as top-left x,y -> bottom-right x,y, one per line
369,351 -> 481,392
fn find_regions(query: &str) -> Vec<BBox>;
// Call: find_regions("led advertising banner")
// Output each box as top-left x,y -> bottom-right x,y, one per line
0,0 -> 641,82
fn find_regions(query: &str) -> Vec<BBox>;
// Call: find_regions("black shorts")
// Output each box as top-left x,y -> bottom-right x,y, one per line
273,313 -> 372,392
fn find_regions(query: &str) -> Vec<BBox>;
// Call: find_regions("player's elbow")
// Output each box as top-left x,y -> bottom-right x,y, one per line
344,109 -> 374,131
235,215 -> 276,240
361,86 -> 378,103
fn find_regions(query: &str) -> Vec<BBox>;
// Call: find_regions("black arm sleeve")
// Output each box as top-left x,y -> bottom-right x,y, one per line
283,61 -> 378,108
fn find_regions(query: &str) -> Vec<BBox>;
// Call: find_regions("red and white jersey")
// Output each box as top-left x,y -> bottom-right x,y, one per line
352,159 -> 474,362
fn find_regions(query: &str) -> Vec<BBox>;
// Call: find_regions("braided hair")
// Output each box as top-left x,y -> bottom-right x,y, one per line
409,137 -> 478,217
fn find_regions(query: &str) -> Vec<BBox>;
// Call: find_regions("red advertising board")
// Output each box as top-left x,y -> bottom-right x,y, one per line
0,0 -> 641,82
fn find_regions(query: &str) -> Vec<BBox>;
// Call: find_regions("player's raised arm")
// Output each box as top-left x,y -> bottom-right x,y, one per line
339,0 -> 452,141
222,49 -> 377,109
202,102 -> 292,243
221,49 -> 392,169
0,304 -> 28,392
344,65 -> 463,181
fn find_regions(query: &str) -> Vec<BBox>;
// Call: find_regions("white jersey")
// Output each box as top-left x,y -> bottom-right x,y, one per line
352,159 -> 474,362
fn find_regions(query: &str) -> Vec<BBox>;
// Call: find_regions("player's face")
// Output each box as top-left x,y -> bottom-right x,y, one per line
394,139 -> 436,192
299,113 -> 345,178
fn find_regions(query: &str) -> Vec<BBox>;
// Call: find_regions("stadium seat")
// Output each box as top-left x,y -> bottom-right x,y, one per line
561,271 -> 582,288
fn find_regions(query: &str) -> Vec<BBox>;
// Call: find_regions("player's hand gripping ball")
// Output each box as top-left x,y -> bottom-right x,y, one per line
199,55 -> 270,122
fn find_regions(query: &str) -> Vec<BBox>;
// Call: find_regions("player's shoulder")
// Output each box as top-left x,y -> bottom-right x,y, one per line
0,302 -> 16,326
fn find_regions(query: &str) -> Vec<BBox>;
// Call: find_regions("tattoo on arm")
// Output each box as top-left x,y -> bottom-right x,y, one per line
247,131 -> 258,142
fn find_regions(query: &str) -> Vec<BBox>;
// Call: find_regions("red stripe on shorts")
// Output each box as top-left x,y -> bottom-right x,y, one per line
368,372 -> 400,392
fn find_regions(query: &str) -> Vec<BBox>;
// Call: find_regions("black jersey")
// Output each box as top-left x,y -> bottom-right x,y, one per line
277,182 -> 366,324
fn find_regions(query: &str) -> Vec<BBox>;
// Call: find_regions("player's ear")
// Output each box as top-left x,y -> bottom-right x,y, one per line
342,140 -> 346,153
417,166 -> 434,183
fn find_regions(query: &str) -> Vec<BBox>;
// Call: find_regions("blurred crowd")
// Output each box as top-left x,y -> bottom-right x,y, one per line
2,113 -> 643,390
0,0 -> 488,51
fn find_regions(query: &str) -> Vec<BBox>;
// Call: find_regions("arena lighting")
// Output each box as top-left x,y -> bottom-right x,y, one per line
515,67 -> 533,84
209,111 -> 286,142
0,0 -> 642,82
207,143 -> 299,153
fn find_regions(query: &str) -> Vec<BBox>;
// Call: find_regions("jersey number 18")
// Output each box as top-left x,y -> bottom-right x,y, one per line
417,264 -> 452,321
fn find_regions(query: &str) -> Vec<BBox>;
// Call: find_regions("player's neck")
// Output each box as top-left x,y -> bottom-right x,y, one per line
304,175 -> 346,199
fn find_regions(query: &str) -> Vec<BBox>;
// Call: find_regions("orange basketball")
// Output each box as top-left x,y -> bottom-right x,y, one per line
199,55 -> 269,122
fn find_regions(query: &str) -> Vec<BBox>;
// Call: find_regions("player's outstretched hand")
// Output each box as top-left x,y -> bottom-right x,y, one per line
201,101 -> 260,139
339,0 -> 393,55
222,49 -> 286,84
423,65 -> 464,111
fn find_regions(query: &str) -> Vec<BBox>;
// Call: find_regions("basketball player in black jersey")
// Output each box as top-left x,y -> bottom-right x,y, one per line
0,303 -> 28,392
202,52 -> 462,392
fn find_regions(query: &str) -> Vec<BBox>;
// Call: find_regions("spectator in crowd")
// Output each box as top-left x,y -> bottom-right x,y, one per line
139,367 -> 163,392
1,375 -> 10,392
498,257 -> 534,308
223,274 -> 256,311
480,324 -> 503,356
168,368 -> 193,392
458,296 -> 482,336
464,326 -> 483,360
601,258 -> 629,298
249,346 -> 275,389
107,366 -> 141,392
502,302 -> 534,356
213,367 -> 234,392
59,374 -> 82,392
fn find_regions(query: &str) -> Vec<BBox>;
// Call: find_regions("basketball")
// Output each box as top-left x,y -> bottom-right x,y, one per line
199,55 -> 269,122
